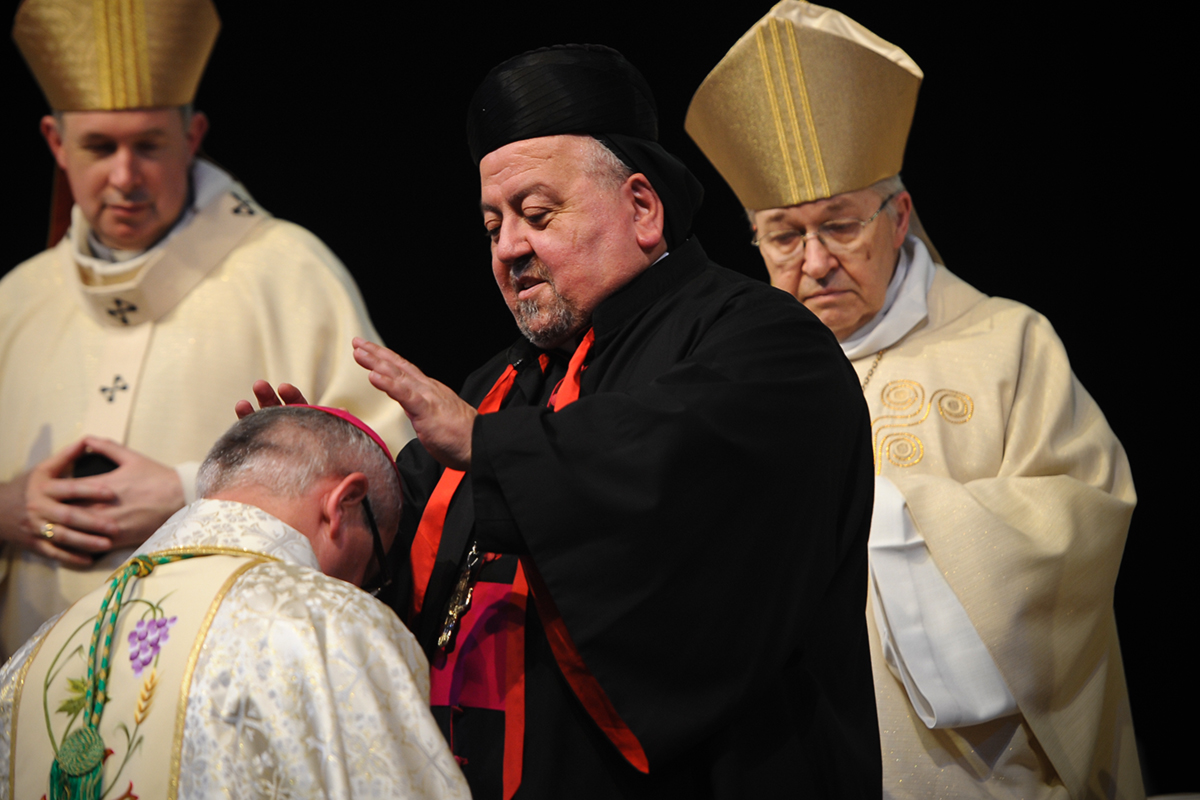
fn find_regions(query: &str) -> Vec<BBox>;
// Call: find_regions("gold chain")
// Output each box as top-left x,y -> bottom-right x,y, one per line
860,348 -> 887,392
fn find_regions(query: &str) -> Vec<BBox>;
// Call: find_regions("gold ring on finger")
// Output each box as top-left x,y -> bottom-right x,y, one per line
39,523 -> 55,541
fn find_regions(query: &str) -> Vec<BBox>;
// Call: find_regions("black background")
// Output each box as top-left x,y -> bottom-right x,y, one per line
3,2 -> 1186,791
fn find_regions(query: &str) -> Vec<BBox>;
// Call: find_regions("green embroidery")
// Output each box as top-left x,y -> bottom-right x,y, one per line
55,676 -> 90,718
42,554 -> 196,800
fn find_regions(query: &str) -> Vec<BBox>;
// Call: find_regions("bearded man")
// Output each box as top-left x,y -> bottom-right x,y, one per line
0,0 -> 411,658
253,43 -> 880,800
688,3 -> 1142,797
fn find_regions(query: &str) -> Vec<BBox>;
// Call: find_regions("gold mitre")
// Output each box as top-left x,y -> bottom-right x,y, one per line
686,1 -> 922,210
13,0 -> 220,111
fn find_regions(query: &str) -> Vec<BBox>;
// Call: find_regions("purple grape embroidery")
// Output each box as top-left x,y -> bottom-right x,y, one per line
128,616 -> 177,676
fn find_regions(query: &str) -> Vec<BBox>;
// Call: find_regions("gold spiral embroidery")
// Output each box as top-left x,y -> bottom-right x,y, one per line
879,379 -> 925,417
933,390 -> 973,423
869,379 -> 974,474
882,433 -> 924,468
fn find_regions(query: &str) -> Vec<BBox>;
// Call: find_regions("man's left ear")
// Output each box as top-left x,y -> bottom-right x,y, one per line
186,111 -> 209,159
891,191 -> 913,248
322,472 -> 369,542
626,174 -> 665,251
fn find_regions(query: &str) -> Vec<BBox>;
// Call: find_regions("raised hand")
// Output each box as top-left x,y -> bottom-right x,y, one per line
353,338 -> 477,470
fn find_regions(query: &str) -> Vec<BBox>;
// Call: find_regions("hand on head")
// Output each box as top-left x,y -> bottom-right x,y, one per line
237,337 -> 479,472
234,380 -> 309,419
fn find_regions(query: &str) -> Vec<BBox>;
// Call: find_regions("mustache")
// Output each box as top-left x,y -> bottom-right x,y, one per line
103,189 -> 151,204
509,255 -> 553,292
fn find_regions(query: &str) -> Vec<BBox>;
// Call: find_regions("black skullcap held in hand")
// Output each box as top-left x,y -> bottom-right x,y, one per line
467,44 -> 703,249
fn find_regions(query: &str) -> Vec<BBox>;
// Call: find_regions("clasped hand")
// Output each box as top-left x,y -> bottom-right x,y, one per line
0,437 -> 184,565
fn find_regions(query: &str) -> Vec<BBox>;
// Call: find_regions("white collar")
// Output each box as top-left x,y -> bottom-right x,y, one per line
134,498 -> 321,571
72,160 -> 235,277
840,235 -> 936,360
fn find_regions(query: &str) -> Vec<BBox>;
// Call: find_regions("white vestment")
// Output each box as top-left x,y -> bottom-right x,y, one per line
0,499 -> 469,800
0,161 -> 413,657
859,238 -> 1142,799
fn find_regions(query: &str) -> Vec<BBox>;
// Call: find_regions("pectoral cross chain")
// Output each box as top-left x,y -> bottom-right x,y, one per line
439,543 -> 484,652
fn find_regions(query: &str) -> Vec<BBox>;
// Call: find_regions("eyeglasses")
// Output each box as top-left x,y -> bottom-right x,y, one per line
752,191 -> 899,259
360,496 -> 394,598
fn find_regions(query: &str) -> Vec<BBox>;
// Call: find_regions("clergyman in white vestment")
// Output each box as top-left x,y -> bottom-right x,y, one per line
0,406 -> 468,799
0,0 -> 413,660
687,3 -> 1143,797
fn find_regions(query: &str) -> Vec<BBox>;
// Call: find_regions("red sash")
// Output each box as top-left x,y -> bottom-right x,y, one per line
408,364 -> 519,618
411,329 -> 647,798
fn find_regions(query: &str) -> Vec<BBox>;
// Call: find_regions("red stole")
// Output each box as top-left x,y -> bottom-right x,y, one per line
411,329 -> 647,798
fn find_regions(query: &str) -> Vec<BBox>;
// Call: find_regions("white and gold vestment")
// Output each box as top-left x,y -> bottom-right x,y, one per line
0,499 -> 469,799
0,161 -> 413,658
861,238 -> 1142,799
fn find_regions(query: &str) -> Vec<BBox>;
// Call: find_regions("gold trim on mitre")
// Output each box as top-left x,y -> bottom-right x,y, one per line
12,0 -> 219,111
686,1 -> 922,210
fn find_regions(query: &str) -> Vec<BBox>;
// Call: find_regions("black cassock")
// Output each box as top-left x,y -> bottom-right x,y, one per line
390,237 -> 880,799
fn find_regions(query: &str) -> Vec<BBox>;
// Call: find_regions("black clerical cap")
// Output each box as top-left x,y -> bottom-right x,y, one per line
467,44 -> 704,249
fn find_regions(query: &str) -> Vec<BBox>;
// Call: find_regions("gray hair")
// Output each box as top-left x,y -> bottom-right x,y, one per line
196,406 -> 400,539
581,135 -> 634,191
867,174 -> 906,221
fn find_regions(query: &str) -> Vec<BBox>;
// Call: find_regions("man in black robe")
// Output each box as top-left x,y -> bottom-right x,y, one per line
255,44 -> 880,799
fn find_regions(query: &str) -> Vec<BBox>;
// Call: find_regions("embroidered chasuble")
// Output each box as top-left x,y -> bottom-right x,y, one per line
0,160 -> 413,659
854,242 -> 1142,799
0,499 -> 469,800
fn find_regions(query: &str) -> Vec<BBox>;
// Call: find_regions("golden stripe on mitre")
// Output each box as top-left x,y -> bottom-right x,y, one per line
686,1 -> 922,210
12,0 -> 219,111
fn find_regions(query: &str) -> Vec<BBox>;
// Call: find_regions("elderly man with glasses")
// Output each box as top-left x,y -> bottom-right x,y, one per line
689,3 -> 1142,798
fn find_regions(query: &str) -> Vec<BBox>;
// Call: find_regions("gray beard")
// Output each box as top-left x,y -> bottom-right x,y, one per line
515,293 -> 581,350
509,256 -> 585,349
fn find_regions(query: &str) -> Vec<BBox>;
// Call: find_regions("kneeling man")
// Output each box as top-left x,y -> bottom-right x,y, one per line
0,407 -> 468,800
